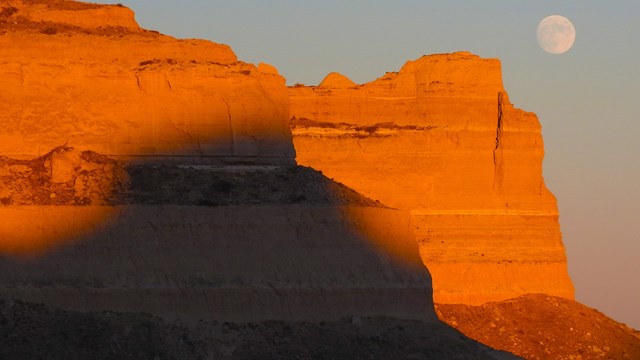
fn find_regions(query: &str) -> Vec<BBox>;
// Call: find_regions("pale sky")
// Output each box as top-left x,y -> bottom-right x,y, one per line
93,0 -> 640,329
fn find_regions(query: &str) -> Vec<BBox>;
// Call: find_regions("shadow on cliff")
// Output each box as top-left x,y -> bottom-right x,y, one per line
0,158 -> 524,359
0,152 -> 439,323
0,3 -> 520,357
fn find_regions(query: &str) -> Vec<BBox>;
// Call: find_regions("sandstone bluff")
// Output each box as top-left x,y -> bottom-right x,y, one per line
1,1 -> 639,359
290,52 -> 574,305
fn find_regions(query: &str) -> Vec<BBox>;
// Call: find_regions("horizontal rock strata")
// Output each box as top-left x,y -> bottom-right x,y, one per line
0,0 -> 294,164
0,205 -> 434,323
290,52 -> 574,304
0,1 -> 441,325
0,142 -> 435,323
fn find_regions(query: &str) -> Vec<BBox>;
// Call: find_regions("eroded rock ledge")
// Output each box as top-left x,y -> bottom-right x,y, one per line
0,146 -> 380,207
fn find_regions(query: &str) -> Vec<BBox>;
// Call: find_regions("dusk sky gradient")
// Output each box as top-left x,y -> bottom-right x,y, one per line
93,0 -> 639,329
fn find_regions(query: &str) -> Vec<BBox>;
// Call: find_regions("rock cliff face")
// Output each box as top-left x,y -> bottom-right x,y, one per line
0,146 -> 437,322
290,52 -> 574,304
0,205 -> 434,322
0,1 -> 436,325
0,0 -> 294,164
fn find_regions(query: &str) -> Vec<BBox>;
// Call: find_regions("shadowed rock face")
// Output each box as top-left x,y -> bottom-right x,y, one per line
0,204 -> 435,323
0,0 -> 294,164
0,297 -> 518,360
0,144 -> 438,325
1,147 -> 521,357
0,147 -> 435,323
290,52 -> 574,305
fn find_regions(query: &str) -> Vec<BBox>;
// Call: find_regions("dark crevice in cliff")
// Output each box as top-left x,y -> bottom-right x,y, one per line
493,92 -> 504,192
134,74 -> 142,91
494,92 -> 503,154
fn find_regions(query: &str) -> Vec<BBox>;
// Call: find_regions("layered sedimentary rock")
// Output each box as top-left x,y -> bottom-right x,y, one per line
0,0 -> 294,164
0,146 -> 435,322
290,52 -> 574,304
0,1 -> 436,324
0,205 -> 434,322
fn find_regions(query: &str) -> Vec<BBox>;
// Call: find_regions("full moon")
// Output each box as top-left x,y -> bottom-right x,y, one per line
537,15 -> 576,54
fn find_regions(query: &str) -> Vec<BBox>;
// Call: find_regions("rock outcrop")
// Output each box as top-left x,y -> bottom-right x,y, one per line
0,0 -> 294,164
0,0 -> 140,30
290,52 -> 574,304
318,72 -> 357,88
0,0 -> 438,326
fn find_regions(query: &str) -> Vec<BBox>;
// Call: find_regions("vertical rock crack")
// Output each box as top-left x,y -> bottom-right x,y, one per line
493,92 -> 504,192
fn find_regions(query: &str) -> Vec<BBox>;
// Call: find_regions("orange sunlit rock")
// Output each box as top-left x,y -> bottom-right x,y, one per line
1,0 -> 140,30
318,72 -> 357,89
343,206 -> 426,272
0,0 -> 294,164
0,146 -> 125,255
290,52 -> 574,304
0,206 -> 117,256
291,52 -> 503,130
0,0 -> 294,255
436,294 -> 640,359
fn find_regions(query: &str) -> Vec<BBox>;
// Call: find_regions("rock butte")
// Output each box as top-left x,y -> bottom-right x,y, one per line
290,52 -> 574,304
0,0 -> 439,325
